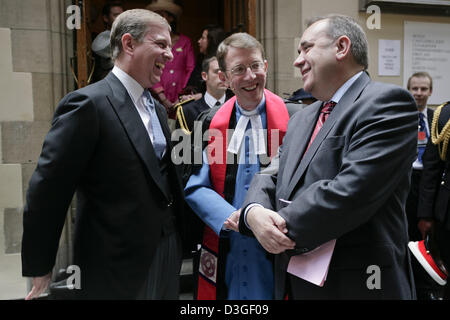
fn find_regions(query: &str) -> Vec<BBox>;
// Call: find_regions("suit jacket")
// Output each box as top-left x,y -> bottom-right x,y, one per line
178,96 -> 210,132
241,72 -> 418,299
426,108 -> 434,131
418,102 -> 450,231
21,72 -> 185,299
406,108 -> 434,240
177,91 -> 234,132
284,101 -> 307,116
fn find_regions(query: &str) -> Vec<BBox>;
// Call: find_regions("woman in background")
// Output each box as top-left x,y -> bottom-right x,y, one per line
182,24 -> 226,101
146,0 -> 195,117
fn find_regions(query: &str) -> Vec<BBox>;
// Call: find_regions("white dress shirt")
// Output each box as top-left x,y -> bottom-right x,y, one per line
112,66 -> 156,144
204,91 -> 226,109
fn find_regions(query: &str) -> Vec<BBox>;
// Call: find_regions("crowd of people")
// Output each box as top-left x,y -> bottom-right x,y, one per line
19,1 -> 450,301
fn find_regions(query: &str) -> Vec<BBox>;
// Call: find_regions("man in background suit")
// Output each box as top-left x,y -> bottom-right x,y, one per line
406,72 -> 434,242
417,101 -> 450,299
21,9 -> 185,300
405,72 -> 442,299
91,1 -> 124,82
239,14 -> 418,299
177,56 -> 229,132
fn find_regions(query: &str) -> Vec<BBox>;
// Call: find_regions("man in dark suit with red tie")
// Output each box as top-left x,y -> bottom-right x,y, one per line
21,9 -> 185,300
238,14 -> 418,299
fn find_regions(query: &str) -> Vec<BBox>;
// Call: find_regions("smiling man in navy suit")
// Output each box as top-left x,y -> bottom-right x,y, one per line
22,9 -> 186,300
239,14 -> 418,300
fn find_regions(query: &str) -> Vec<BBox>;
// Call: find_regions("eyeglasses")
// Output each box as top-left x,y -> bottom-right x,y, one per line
228,61 -> 265,76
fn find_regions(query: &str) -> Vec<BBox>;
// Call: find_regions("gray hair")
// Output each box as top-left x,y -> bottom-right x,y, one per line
216,32 -> 265,72
307,14 -> 369,70
110,9 -> 170,61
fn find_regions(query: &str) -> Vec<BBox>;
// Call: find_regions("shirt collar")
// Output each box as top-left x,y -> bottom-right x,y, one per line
235,94 -> 266,116
112,66 -> 145,104
420,107 -> 428,119
329,71 -> 364,104
204,91 -> 226,108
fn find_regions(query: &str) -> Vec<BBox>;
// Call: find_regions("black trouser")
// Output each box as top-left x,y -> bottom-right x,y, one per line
406,169 -> 422,241
137,229 -> 182,300
435,222 -> 450,299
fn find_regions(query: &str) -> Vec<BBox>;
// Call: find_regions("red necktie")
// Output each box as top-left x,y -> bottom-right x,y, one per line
305,101 -> 336,152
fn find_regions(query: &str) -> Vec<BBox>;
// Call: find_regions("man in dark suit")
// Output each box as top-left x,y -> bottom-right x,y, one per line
21,9 -> 185,300
238,14 -> 418,299
405,72 -> 442,299
417,101 -> 450,299
176,56 -> 229,133
406,72 -> 434,242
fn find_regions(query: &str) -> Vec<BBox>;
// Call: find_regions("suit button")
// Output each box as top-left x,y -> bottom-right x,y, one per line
442,181 -> 445,185
167,200 -> 173,207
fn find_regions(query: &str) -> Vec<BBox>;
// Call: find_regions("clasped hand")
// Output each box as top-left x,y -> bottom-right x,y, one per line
246,206 -> 296,254
223,209 -> 241,232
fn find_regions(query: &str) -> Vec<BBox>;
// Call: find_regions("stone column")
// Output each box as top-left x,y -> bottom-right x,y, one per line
0,0 -> 74,299
257,0 -> 302,98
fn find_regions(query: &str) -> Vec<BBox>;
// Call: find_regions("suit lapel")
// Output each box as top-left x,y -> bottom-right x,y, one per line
281,102 -> 320,191
155,100 -> 185,199
198,97 -> 210,113
104,73 -> 170,200
189,98 -> 210,124
284,72 -> 371,199
155,101 -> 172,147
426,108 -> 434,128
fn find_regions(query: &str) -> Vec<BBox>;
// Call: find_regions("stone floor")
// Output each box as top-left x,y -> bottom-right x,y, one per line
0,257 -> 195,300
0,253 -> 28,300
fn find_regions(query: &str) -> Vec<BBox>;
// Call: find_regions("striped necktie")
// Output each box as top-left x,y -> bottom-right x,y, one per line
142,90 -> 167,159
305,101 -> 336,152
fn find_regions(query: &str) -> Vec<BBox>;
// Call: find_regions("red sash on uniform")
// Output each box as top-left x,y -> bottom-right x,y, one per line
197,89 -> 289,300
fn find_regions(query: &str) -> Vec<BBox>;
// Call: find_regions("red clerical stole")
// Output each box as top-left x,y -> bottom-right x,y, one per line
197,89 -> 289,300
